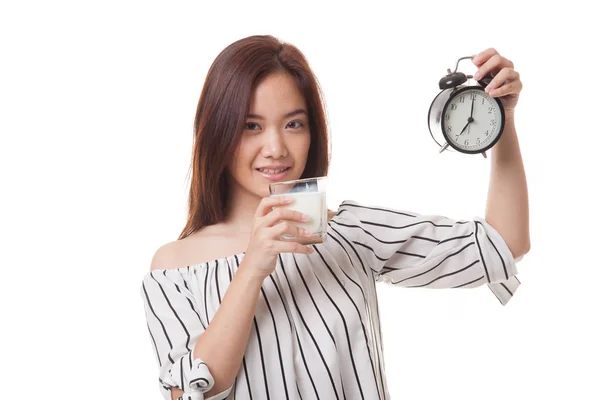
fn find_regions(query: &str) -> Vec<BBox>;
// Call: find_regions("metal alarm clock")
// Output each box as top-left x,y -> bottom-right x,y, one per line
427,56 -> 505,158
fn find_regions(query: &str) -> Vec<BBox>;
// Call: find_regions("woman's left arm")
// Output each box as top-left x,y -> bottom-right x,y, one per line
472,48 -> 531,259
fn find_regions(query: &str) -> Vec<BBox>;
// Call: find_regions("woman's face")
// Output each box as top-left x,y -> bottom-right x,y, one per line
227,72 -> 311,199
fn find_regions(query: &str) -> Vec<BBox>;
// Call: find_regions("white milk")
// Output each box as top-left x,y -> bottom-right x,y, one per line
272,191 -> 326,236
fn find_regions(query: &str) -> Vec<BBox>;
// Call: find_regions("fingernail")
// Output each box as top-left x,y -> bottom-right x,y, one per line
301,213 -> 311,221
303,229 -> 313,237
284,196 -> 293,202
473,71 -> 481,80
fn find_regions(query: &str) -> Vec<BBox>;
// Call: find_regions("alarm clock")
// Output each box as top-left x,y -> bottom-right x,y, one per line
427,56 -> 505,158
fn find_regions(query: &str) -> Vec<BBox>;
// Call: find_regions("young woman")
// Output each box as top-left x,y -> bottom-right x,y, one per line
141,35 -> 529,400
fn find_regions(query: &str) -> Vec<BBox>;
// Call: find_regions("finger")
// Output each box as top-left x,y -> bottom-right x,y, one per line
472,47 -> 499,66
488,80 -> 523,98
257,195 -> 294,217
274,240 -> 314,255
268,220 -> 310,241
263,207 -> 310,228
295,234 -> 325,246
473,53 -> 502,80
276,217 -> 326,245
485,67 -> 519,94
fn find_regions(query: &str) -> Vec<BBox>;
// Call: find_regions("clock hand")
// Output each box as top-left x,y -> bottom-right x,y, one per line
468,96 -> 475,135
458,120 -> 470,136
470,96 -> 475,118
459,116 -> 475,137
443,117 -> 472,153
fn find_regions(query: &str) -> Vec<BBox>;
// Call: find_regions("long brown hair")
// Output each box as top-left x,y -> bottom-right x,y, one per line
177,35 -> 331,241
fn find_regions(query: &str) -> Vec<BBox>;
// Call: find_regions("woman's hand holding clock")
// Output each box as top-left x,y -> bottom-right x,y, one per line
472,48 -> 523,116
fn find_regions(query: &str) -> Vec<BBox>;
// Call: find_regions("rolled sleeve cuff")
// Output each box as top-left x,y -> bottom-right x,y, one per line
488,275 -> 521,306
161,355 -> 232,400
472,217 -> 525,306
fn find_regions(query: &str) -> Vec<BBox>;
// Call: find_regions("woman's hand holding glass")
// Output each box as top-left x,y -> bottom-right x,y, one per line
243,196 -> 315,279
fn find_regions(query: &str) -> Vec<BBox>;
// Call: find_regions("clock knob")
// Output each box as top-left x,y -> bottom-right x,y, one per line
438,72 -> 467,90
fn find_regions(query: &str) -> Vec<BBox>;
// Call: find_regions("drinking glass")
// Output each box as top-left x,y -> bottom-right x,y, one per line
269,176 -> 328,242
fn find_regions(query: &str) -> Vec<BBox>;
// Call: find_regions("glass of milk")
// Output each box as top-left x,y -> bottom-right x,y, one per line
269,176 -> 328,242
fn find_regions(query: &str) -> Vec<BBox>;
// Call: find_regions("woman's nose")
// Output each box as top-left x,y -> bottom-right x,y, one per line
263,129 -> 287,158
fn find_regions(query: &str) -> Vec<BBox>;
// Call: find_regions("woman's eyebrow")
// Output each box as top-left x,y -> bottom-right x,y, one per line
246,108 -> 307,120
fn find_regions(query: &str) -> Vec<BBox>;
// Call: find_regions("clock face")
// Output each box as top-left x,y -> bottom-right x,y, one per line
441,87 -> 504,153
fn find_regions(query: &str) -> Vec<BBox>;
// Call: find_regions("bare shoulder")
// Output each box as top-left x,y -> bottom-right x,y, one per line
150,237 -> 207,272
150,235 -> 211,272
150,224 -> 248,272
150,240 -> 180,271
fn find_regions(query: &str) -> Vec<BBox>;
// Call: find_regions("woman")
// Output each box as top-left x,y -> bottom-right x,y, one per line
141,35 -> 530,400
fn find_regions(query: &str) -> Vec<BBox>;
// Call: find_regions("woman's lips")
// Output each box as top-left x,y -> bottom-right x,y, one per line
256,167 -> 291,181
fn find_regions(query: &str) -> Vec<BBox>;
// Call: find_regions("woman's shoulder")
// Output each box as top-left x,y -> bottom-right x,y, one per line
149,240 -> 181,272
149,229 -> 210,272
149,224 -> 249,273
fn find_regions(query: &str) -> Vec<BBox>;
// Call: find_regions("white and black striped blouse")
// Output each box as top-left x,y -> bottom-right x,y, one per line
141,200 -> 523,400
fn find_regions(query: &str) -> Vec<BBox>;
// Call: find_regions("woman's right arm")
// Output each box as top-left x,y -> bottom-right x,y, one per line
145,195 -> 315,400
188,262 -> 267,399
164,263 -> 265,400
189,195 -> 317,398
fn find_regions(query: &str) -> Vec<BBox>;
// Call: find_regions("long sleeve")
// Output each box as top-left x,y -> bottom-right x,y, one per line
141,269 -> 233,400
330,200 -> 523,305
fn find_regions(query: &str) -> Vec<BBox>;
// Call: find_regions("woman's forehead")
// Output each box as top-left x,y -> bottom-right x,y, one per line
249,73 -> 306,116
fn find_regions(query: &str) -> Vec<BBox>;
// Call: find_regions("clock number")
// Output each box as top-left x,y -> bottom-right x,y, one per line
448,126 -> 452,132
455,135 -> 459,141
445,114 -> 450,121
485,130 -> 489,136
459,96 -> 465,103
465,139 -> 469,146
488,106 -> 493,114
477,138 -> 481,145
481,97 -> 485,105
470,93 -> 477,101
451,104 -> 457,111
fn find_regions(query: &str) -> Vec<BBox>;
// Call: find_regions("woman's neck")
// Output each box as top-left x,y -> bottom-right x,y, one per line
223,185 -> 263,232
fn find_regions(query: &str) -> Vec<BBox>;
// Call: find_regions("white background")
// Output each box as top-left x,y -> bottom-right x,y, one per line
1,1 -> 598,399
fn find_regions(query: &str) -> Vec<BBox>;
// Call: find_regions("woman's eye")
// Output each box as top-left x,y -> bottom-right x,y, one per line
244,122 -> 260,130
287,121 -> 304,129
